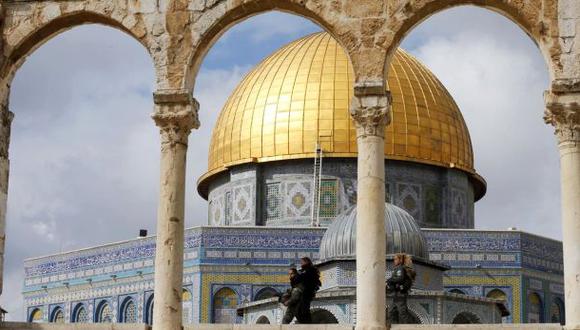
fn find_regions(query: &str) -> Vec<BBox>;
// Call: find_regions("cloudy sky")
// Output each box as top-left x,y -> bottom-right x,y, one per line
1,7 -> 558,320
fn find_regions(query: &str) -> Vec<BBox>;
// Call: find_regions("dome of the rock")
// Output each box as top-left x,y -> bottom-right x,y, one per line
319,203 -> 428,262
198,32 -> 485,200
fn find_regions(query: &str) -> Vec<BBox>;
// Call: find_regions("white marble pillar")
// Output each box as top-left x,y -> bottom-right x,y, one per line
351,84 -> 391,330
0,105 -> 12,297
151,90 -> 199,330
545,90 -> 580,330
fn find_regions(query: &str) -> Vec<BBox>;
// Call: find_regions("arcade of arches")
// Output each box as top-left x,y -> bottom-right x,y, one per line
0,1 -> 579,330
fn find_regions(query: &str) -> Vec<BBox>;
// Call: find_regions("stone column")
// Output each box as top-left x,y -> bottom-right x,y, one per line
545,89 -> 580,330
351,83 -> 391,330
0,2 -> 10,295
0,104 -> 12,297
151,90 -> 199,330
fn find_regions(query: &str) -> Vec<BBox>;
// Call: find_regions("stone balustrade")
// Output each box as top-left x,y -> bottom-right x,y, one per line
0,323 -> 565,330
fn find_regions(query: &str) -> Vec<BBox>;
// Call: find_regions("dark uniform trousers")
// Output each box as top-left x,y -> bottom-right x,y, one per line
389,292 -> 411,324
282,286 -> 312,324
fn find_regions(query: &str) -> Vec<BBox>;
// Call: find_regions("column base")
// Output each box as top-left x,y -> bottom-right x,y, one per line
565,325 -> 580,330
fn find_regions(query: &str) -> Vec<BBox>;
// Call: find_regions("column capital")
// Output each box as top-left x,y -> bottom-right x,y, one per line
350,82 -> 391,138
152,90 -> 199,146
544,90 -> 580,144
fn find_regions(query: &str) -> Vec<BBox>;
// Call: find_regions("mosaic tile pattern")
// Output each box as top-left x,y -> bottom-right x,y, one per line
23,226 -> 563,326
207,159 -> 476,229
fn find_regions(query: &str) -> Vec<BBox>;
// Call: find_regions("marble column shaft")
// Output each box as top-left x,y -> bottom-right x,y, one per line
151,90 -> 199,330
545,90 -> 580,330
0,106 -> 12,296
351,85 -> 391,330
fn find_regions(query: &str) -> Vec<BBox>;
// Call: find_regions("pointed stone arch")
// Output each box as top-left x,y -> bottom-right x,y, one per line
2,8 -> 155,84
383,1 -> 558,79
184,2 -> 362,92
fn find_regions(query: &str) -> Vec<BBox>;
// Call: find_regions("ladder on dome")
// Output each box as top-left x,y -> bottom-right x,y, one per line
311,142 -> 323,227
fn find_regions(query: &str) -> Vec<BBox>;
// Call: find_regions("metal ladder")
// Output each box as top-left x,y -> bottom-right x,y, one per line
311,142 -> 323,227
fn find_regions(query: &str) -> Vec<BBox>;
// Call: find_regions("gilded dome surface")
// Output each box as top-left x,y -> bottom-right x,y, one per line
319,203 -> 428,262
199,32 -> 482,197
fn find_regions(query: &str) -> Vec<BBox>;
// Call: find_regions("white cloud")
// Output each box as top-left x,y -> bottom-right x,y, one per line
405,9 -> 560,239
0,25 -> 246,320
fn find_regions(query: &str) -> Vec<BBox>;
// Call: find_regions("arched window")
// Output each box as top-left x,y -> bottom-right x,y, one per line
120,298 -> 137,323
254,287 -> 279,301
311,309 -> 339,324
29,308 -> 43,323
449,288 -> 466,295
183,289 -> 193,324
550,297 -> 565,325
50,307 -> 65,323
256,315 -> 271,324
212,287 -> 239,323
528,293 -> 544,323
96,301 -> 113,323
72,304 -> 89,323
487,289 -> 509,323
408,312 -> 422,324
452,311 -> 482,324
145,295 -> 154,325
487,289 -> 507,300
385,307 -> 422,324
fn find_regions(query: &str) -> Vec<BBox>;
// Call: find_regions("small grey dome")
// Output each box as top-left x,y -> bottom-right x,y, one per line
319,203 -> 427,262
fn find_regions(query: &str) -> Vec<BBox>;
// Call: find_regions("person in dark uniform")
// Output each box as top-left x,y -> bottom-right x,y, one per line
281,267 -> 304,324
294,256 -> 321,324
387,253 -> 416,324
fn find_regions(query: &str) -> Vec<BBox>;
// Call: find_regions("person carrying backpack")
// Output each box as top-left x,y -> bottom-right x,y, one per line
387,253 -> 416,324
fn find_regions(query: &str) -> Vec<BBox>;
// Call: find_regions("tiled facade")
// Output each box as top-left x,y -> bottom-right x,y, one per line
23,226 -> 564,325
208,159 -> 475,229
23,227 -> 324,324
424,229 -> 565,324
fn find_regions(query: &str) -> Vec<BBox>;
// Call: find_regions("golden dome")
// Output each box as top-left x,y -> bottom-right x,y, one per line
198,32 -> 485,199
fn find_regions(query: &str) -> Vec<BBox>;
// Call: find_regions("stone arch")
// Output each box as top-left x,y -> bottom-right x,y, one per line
72,303 -> 89,323
487,288 -> 507,300
527,292 -> 544,323
119,296 -> 137,323
384,2 -> 556,79
390,302 -> 430,324
28,308 -> 43,323
449,288 -> 467,295
212,286 -> 240,324
256,315 -> 271,324
254,287 -> 279,301
386,307 -> 423,324
182,288 -> 193,324
186,3 -> 354,91
452,311 -> 482,324
2,10 -> 152,83
487,288 -> 510,322
550,297 -> 565,325
95,299 -> 113,323
49,307 -> 65,323
144,294 -> 154,325
311,308 -> 339,324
